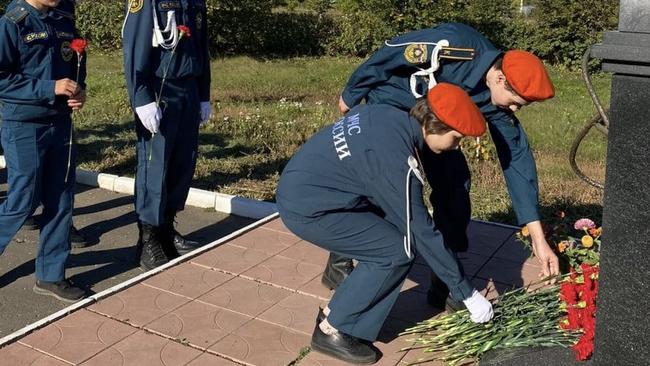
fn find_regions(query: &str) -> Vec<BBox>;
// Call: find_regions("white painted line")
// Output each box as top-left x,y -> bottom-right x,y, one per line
0,212 -> 280,347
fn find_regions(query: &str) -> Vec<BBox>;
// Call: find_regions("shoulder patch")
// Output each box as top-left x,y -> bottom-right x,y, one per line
404,44 -> 428,64
4,6 -> 29,24
128,0 -> 144,13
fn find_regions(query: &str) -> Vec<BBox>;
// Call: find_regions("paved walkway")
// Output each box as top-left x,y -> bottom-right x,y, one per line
0,211 -> 542,365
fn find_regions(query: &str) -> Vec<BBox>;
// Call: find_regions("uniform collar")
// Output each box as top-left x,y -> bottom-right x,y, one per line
463,49 -> 503,91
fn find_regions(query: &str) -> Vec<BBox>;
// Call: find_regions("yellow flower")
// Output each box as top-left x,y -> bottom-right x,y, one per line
581,235 -> 594,248
521,226 -> 529,237
558,241 -> 568,253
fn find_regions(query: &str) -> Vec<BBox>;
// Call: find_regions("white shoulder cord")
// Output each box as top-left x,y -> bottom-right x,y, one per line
404,155 -> 425,259
384,39 -> 450,98
151,0 -> 178,49
120,1 -> 179,49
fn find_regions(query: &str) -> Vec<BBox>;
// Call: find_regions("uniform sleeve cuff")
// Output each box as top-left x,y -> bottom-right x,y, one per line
448,278 -> 475,302
341,89 -> 359,109
40,80 -> 56,105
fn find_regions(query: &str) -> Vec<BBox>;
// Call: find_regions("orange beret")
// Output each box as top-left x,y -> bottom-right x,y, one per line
502,50 -> 555,102
427,83 -> 486,137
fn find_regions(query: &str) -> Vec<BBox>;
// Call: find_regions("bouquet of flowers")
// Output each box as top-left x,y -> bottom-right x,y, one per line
400,217 -> 601,365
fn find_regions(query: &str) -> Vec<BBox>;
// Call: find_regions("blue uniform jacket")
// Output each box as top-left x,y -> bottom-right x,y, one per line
122,0 -> 210,108
342,23 -> 540,225
0,0 -> 86,122
277,104 -> 474,301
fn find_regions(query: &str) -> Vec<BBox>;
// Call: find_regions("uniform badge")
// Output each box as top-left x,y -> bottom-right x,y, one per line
61,41 -> 73,62
196,12 -> 203,30
404,44 -> 428,64
128,0 -> 143,13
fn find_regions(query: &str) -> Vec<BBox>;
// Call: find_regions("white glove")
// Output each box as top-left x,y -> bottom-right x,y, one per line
135,102 -> 161,134
463,289 -> 493,323
200,101 -> 213,125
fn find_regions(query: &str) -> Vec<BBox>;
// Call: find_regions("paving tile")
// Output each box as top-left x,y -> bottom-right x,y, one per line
260,218 -> 292,234
388,290 -> 443,324
88,284 -> 190,327
470,277 -> 501,301
298,275 -> 333,300
257,293 -> 326,335
491,236 -> 533,262
197,277 -> 293,317
399,348 -> 451,365
458,252 -> 491,277
300,350 -> 400,366
466,221 -> 516,256
19,309 -> 136,364
80,331 -> 202,366
191,243 -> 271,274
475,257 -> 542,289
186,352 -> 242,366
143,263 -> 233,299
402,263 -> 430,294
278,240 -> 330,266
241,255 -> 323,290
209,318 -> 310,366
0,342 -> 71,366
145,301 -> 252,350
228,227 -> 301,255
375,317 -> 417,362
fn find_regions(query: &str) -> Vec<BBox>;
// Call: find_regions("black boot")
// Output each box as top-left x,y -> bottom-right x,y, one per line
427,273 -> 466,312
310,309 -> 379,364
321,253 -> 354,290
161,213 -> 202,257
138,223 -> 169,270
70,225 -> 90,248
23,215 -> 39,230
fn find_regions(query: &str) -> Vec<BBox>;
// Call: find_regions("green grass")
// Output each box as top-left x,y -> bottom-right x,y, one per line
73,52 -> 607,225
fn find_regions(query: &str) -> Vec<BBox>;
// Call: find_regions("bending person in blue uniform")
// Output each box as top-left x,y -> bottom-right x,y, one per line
122,0 -> 212,270
0,0 -> 86,302
277,83 -> 493,364
326,23 -> 560,310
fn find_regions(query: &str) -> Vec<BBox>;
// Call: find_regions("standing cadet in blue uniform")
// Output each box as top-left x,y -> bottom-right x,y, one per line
122,0 -> 212,270
0,0 -> 86,302
326,23 -> 560,310
277,83 -> 493,364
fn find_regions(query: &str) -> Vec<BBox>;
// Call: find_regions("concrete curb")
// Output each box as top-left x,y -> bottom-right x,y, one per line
0,156 -> 277,220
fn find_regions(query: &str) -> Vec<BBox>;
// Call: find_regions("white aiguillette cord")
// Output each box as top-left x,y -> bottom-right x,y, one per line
121,0 -> 180,50
404,154 -> 426,259
385,39 -> 450,98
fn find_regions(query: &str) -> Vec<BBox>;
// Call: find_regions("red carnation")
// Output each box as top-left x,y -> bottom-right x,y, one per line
572,336 -> 594,361
560,282 -> 578,305
70,38 -> 88,55
177,25 -> 191,38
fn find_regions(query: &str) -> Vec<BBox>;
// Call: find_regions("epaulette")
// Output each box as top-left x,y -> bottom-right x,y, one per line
3,6 -> 29,24
439,46 -> 476,61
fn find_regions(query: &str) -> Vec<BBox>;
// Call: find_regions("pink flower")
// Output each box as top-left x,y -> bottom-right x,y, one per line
574,218 -> 596,230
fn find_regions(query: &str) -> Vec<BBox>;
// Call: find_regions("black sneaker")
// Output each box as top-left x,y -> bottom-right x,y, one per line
311,313 -> 379,364
23,216 -> 39,230
321,253 -> 354,290
33,279 -> 85,303
70,226 -> 90,248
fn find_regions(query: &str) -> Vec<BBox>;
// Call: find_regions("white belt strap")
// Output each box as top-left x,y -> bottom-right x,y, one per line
404,155 -> 425,259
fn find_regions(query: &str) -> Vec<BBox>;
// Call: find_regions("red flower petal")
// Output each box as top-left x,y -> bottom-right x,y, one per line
70,38 -> 87,54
